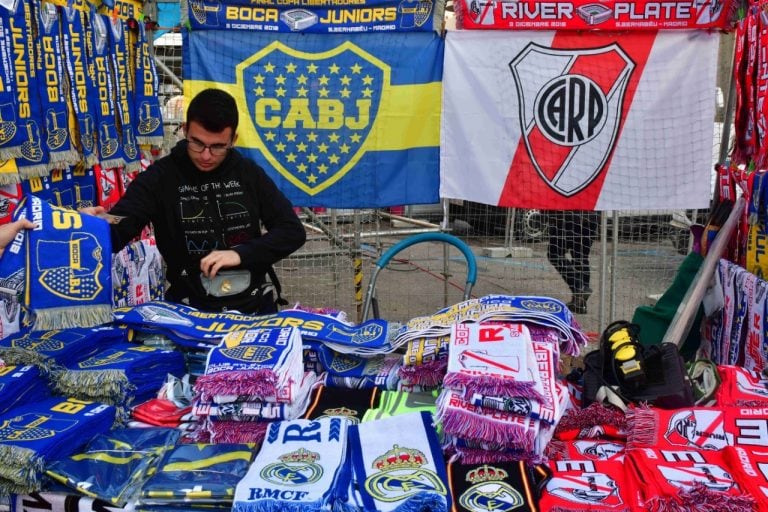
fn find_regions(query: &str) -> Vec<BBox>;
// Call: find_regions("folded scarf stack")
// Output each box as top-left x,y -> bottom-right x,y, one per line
192,327 -> 316,444
139,442 -> 257,511
395,295 -> 587,388
233,417 -> 350,512
0,364 -> 51,416
52,342 -> 186,418
45,427 -> 180,507
437,323 -> 568,464
344,411 -> 450,512
0,397 -> 115,494
313,344 -> 402,390
0,326 -> 127,374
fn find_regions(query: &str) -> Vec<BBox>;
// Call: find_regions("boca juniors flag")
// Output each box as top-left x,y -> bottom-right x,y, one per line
184,30 -> 442,207
440,30 -> 718,210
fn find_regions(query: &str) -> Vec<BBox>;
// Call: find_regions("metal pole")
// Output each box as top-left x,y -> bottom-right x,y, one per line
718,34 -> 737,165
663,197 -> 746,347
609,211 -> 619,325
598,211 -> 609,332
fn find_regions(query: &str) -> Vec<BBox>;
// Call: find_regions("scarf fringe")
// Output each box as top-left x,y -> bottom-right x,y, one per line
0,147 -> 21,160
0,171 -> 20,185
208,420 -> 269,444
439,408 -> 535,448
100,157 -> 124,169
547,507 -> 630,512
18,164 -> 49,180
31,304 -> 113,331
195,370 -> 279,401
674,483 -> 757,512
84,153 -> 99,168
398,359 -> 446,387
136,136 -> 164,146
233,501 -> 323,512
450,447 -> 526,465
55,369 -> 131,397
444,373 -> 544,402
48,149 -> 80,165
555,402 -> 627,438
124,160 -> 142,174
625,407 -> 657,449
391,492 -> 446,512
0,445 -> 42,487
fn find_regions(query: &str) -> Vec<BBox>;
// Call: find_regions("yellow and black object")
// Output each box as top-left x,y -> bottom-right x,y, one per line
602,321 -> 646,388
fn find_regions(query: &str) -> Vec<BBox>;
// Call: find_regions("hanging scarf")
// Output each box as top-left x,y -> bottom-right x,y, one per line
94,163 -> 123,209
625,446 -> 755,512
0,182 -> 23,223
140,442 -> 257,506
0,6 -> 25,161
540,459 -> 631,512
194,327 -> 304,403
88,9 -> 125,169
106,16 -> 140,173
447,460 -> 546,512
61,6 -> 99,167
303,384 -> 380,424
133,21 -> 163,146
10,0 -> 49,179
10,195 -> 113,331
347,411 -> 450,512
71,161 -> 97,208
45,427 -> 179,507
112,237 -> 164,308
33,0 -> 79,167
0,396 -> 116,494
232,417 -> 350,512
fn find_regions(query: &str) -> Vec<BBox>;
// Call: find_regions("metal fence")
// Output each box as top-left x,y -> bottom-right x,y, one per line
150,21 -> 733,337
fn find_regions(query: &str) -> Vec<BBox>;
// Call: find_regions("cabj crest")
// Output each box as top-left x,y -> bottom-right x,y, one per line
238,41 -> 385,195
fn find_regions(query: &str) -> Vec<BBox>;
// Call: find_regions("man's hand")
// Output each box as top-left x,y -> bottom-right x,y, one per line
78,206 -> 107,216
200,249 -> 242,278
0,218 -> 35,256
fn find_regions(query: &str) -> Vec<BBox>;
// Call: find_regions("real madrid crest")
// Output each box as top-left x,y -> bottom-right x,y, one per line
458,465 -> 524,512
364,444 -> 446,502
260,447 -> 323,485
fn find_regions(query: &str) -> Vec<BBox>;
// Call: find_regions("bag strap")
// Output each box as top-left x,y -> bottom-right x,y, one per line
267,266 -> 288,307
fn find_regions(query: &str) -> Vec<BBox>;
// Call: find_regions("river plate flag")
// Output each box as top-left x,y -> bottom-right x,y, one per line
184,30 -> 442,207
440,30 -> 719,210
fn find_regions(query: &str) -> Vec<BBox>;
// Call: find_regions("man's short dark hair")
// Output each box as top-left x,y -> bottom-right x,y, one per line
186,89 -> 239,134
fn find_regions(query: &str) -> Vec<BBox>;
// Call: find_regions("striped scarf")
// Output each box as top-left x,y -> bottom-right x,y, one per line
107,15 -> 140,173
61,6 -> 100,167
133,21 -> 163,146
33,0 -> 79,167
0,6 -> 25,164
10,0 -> 49,179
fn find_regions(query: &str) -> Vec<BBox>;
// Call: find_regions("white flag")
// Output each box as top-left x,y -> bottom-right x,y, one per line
440,30 -> 719,210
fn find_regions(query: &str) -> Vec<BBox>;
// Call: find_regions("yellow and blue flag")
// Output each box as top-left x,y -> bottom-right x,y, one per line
184,30 -> 443,207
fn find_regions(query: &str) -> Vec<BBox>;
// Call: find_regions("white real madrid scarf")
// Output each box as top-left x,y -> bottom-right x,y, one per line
348,411 -> 450,512
232,416 -> 349,512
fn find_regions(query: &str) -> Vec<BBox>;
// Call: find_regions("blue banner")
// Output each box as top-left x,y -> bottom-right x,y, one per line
184,0 -> 444,33
184,30 -> 443,207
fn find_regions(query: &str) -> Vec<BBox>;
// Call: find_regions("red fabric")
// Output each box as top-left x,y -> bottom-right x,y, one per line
540,459 -> 631,511
723,446 -> 768,511
716,365 -> 768,407
132,398 -> 192,427
94,164 -> 123,210
625,446 -> 756,511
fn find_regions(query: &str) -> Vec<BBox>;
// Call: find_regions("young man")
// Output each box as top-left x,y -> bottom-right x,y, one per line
83,89 -> 306,314
546,210 -> 599,315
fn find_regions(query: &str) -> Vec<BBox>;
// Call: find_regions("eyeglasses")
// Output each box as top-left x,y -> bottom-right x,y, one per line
186,138 -> 231,156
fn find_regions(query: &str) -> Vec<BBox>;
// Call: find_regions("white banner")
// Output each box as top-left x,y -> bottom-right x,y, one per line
440,30 -> 719,210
